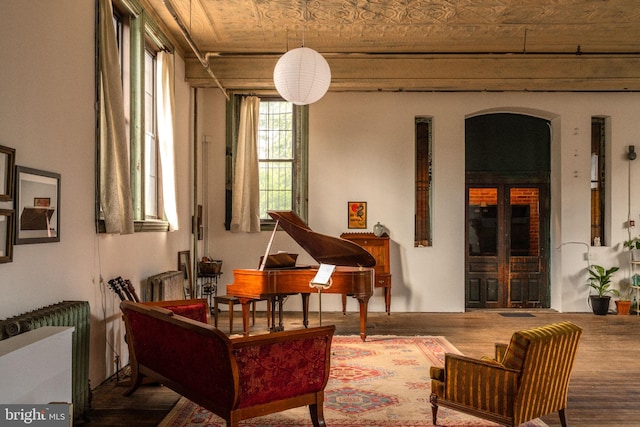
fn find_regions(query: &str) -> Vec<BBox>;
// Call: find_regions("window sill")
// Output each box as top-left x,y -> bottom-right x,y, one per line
96,219 -> 170,233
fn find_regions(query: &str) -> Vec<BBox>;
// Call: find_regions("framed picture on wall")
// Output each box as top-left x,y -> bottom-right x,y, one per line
348,201 -> 367,229
0,209 -> 14,263
0,145 -> 15,202
15,166 -> 60,244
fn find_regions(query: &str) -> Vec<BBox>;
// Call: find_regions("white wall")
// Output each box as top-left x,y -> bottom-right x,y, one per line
0,1 -> 194,386
203,90 -> 640,315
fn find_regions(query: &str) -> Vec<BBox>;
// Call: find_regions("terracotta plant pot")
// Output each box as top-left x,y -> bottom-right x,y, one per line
615,300 -> 632,315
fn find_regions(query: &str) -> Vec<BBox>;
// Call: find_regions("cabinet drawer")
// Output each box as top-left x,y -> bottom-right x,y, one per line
358,238 -> 384,247
374,274 -> 391,288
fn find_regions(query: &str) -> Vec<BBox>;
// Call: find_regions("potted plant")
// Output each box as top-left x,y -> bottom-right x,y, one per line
612,288 -> 633,315
623,237 -> 640,261
587,264 -> 619,315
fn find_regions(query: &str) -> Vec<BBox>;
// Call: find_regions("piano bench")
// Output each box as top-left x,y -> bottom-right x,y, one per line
213,295 -> 271,334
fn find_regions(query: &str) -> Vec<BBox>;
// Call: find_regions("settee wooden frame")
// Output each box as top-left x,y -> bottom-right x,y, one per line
120,300 -> 335,427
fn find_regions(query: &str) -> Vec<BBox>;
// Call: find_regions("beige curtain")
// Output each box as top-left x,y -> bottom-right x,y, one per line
231,96 -> 261,232
98,0 -> 134,234
157,52 -> 179,231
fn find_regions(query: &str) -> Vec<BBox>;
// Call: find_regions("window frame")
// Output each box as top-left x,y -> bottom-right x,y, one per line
415,116 -> 433,247
96,0 -> 173,233
225,94 -> 309,230
590,116 -> 608,246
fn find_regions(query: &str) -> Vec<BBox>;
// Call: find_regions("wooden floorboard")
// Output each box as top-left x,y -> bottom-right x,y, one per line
80,309 -> 640,426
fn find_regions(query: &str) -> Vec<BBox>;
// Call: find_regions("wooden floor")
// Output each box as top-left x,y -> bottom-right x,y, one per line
81,309 -> 640,426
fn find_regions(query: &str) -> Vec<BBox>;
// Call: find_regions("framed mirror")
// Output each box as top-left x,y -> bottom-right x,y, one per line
15,166 -> 61,244
0,145 -> 16,202
0,209 -> 14,263
178,250 -> 193,298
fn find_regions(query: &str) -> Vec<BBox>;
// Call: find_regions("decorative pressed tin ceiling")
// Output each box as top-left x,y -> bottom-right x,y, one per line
140,0 -> 640,92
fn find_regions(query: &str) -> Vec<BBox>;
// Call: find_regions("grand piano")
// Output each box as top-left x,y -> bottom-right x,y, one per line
226,210 -> 376,341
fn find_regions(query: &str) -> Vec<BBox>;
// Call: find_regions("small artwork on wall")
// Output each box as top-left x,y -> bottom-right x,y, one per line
15,166 -> 60,244
34,197 -> 50,207
348,201 -> 367,229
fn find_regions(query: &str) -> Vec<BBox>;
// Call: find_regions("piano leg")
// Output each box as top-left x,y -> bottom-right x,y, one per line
353,294 -> 371,342
301,293 -> 310,328
269,296 -> 281,332
269,294 -> 292,332
270,297 -> 277,332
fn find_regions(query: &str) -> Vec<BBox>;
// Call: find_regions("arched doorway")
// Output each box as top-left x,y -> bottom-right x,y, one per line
465,113 -> 551,309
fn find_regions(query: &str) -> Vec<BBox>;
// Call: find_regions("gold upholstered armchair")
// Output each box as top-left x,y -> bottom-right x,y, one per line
430,321 -> 583,427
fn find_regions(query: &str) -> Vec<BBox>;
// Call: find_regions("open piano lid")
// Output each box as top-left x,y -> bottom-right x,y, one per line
268,210 -> 376,268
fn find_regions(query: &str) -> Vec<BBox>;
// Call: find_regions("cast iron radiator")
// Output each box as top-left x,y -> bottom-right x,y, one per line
0,301 -> 91,420
143,270 -> 185,301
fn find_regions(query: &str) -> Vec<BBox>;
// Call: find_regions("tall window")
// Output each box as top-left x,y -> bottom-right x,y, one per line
415,117 -> 432,247
591,117 -> 606,245
97,0 -> 173,232
225,96 -> 308,229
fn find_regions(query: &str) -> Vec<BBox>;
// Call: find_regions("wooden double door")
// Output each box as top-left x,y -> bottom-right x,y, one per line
465,181 -> 549,308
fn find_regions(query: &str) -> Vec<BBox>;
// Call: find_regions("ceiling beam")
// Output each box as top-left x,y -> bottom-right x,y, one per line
184,54 -> 640,92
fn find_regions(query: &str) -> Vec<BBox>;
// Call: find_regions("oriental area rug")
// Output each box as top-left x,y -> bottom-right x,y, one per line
159,335 -> 547,427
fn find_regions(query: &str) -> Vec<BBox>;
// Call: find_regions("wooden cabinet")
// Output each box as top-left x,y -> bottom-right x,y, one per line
340,232 -> 392,315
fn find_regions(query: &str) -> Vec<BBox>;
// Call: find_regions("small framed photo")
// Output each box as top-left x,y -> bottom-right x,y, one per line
348,201 -> 367,229
15,166 -> 60,244
34,197 -> 50,207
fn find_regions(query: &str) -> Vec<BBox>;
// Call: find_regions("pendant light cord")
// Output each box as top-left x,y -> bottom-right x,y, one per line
302,0 -> 307,47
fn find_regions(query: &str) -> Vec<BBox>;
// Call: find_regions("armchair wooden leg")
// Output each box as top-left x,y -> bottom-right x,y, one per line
559,408 -> 568,427
430,395 -> 439,425
309,392 -> 326,427
122,368 -> 143,397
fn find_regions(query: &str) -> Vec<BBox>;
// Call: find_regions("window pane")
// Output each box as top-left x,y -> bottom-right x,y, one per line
468,188 -> 498,256
144,133 -> 157,217
259,101 -> 293,160
510,188 -> 539,257
144,49 -> 158,218
144,52 -> 154,134
259,161 -> 292,218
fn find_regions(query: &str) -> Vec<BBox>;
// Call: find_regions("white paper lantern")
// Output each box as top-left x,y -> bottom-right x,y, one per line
273,47 -> 331,105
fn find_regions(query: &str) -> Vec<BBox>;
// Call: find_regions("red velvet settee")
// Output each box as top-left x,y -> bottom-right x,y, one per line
120,300 -> 335,427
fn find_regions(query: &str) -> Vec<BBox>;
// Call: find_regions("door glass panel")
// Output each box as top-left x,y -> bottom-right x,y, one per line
510,188 -> 539,256
468,188 -> 497,256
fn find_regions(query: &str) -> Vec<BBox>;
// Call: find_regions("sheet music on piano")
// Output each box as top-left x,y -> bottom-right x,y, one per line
310,263 -> 336,326
310,264 -> 335,290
